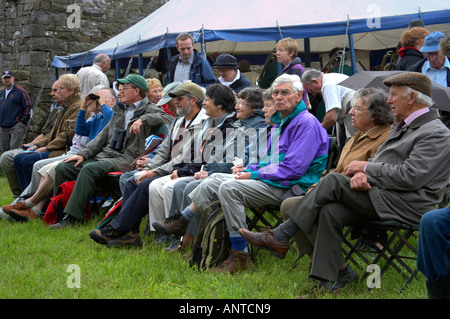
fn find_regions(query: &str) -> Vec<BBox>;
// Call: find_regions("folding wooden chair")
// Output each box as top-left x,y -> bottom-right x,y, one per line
342,220 -> 419,292
246,205 -> 283,232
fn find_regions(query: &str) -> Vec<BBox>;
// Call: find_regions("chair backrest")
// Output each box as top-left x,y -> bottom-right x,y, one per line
326,136 -> 339,174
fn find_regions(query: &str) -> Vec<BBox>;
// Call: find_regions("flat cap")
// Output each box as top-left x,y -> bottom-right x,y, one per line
383,72 -> 432,97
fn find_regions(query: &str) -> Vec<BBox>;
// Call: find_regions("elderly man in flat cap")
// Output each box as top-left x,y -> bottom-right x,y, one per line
240,72 -> 450,297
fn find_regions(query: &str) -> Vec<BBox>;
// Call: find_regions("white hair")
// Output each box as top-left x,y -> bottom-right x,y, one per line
402,86 -> 433,107
271,73 -> 303,92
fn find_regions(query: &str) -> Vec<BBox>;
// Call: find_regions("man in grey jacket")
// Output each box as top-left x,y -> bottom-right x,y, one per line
240,72 -> 450,296
51,74 -> 173,229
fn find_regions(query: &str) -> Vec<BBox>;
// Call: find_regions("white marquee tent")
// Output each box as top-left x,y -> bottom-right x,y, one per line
52,0 -> 450,70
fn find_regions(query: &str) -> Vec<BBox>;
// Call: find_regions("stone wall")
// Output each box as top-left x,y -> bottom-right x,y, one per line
0,0 -> 165,106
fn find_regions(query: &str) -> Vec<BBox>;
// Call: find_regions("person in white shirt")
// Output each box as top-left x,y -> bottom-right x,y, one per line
76,53 -> 111,98
302,69 -> 355,149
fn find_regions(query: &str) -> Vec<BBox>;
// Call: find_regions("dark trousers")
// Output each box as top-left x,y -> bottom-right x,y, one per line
286,173 -> 380,282
54,159 -> 115,220
110,175 -> 162,234
13,151 -> 50,191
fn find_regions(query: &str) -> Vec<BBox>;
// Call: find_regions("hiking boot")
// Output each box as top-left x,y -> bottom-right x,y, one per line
89,226 -> 120,245
152,212 -> 189,236
212,249 -> 253,274
8,208 -> 39,222
49,214 -> 79,229
106,230 -> 143,248
239,228 -> 289,259
2,201 -> 28,214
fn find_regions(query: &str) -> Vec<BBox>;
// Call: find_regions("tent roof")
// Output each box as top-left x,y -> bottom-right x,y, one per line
52,0 -> 450,68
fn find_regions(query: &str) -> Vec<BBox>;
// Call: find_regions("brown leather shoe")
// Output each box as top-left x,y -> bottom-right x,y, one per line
212,249 -> 253,274
2,201 -> 28,215
8,208 -> 39,222
239,228 -> 289,259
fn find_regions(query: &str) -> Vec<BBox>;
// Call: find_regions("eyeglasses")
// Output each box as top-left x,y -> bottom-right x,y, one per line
352,105 -> 369,112
122,86 -> 136,91
271,89 -> 296,97
57,87 -> 67,91
237,100 -> 249,107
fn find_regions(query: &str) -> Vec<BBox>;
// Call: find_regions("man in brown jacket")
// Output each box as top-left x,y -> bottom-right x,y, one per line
12,74 -> 82,192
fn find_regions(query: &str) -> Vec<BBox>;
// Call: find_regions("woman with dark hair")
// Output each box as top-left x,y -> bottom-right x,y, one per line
158,86 -> 270,251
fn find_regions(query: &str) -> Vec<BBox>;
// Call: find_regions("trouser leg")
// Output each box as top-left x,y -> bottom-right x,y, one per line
218,178 -> 284,232
110,176 -> 161,234
0,149 -> 23,195
62,160 -> 114,220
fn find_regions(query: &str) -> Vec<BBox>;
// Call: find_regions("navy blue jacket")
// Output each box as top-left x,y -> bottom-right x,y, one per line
167,50 -> 216,87
0,83 -> 33,128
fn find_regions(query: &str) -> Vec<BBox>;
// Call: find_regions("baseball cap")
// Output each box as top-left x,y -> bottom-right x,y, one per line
156,82 -> 182,106
420,31 -> 446,53
117,73 -> 148,92
168,82 -> 205,100
2,70 -> 13,78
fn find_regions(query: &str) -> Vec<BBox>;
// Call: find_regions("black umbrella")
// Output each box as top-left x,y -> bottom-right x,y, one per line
339,70 -> 450,112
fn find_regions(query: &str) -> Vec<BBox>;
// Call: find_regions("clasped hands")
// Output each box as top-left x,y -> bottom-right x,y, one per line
344,160 -> 371,191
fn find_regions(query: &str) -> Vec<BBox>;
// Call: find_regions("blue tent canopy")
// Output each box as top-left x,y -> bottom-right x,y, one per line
52,0 -> 450,69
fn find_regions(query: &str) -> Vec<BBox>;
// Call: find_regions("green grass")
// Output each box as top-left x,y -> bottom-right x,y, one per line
0,175 -> 428,300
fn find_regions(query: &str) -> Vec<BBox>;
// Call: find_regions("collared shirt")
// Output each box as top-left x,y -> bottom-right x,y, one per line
124,99 -> 143,129
218,70 -> 241,86
404,107 -> 430,127
174,52 -> 194,83
421,57 -> 450,87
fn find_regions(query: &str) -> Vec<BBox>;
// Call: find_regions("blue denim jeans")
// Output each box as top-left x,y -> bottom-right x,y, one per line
417,207 -> 450,282
13,150 -> 50,191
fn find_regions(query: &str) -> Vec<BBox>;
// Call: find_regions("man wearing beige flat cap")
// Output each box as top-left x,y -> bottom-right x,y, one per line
239,71 -> 450,297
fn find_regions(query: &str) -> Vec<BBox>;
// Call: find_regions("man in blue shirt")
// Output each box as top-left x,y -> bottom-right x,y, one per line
76,86 -> 115,142
0,70 -> 33,152
408,31 -> 450,87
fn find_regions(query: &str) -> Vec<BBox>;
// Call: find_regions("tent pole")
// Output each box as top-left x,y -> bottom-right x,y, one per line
115,60 -> 121,80
304,38 -> 311,67
138,53 -> 144,76
348,33 -> 357,74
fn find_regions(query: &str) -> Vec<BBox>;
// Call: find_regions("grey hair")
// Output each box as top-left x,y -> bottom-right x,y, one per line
402,86 -> 433,107
301,69 -> 323,84
353,88 -> 394,126
93,53 -> 110,66
271,73 -> 303,92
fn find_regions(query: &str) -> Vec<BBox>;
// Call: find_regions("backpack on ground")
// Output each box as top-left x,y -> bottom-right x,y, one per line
42,181 -> 91,225
190,201 -> 231,271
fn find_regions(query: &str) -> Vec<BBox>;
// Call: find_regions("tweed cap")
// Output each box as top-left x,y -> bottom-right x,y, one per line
383,72 -> 432,97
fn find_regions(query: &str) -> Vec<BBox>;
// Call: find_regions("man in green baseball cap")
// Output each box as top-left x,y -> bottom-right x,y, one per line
117,73 -> 149,97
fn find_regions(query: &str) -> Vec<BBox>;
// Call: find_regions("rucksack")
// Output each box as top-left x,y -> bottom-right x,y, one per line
42,181 -> 91,225
190,201 -> 231,271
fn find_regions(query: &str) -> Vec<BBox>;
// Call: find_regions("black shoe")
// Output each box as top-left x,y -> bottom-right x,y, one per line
165,235 -> 182,252
318,265 -> 359,291
49,214 -> 79,229
153,232 -> 172,245
106,230 -> 143,248
89,226 -> 120,245
152,212 -> 189,236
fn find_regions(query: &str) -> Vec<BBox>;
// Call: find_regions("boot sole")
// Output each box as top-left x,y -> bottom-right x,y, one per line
152,222 -> 186,236
8,210 -> 35,222
88,230 -> 109,245
239,230 -> 287,259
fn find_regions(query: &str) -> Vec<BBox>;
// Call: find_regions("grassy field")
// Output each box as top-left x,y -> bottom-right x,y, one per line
0,174 -> 428,300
